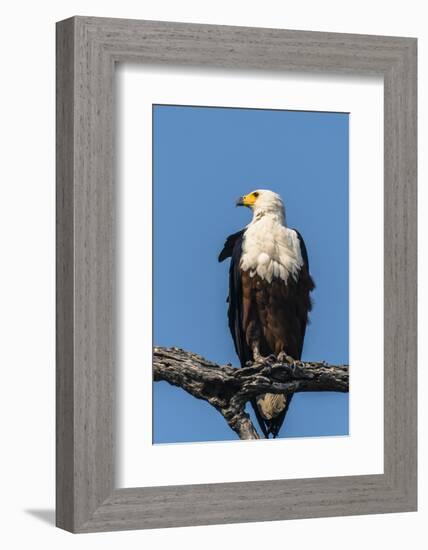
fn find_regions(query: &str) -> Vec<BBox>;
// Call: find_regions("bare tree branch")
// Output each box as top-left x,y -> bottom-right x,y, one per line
153,346 -> 349,440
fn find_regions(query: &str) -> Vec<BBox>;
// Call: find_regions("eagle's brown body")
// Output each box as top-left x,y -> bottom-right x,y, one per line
241,269 -> 313,361
219,190 -> 315,438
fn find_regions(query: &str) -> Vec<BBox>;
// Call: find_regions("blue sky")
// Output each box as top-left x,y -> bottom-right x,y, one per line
152,104 -> 349,443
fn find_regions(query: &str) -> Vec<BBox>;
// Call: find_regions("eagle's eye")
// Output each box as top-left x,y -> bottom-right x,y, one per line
253,192 -> 259,198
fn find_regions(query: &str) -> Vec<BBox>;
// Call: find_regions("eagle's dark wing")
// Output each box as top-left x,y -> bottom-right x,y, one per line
218,229 -> 252,367
292,229 -> 315,359
294,229 -> 310,271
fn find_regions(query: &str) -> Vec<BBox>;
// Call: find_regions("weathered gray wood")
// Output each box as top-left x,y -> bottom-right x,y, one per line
56,16 -> 116,531
56,16 -> 417,533
56,18 -> 75,532
153,346 -> 349,439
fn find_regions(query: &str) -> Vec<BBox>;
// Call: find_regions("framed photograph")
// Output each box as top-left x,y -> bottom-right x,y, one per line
56,16 -> 417,532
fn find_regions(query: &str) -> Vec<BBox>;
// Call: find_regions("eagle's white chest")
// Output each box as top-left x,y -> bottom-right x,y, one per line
240,216 -> 303,283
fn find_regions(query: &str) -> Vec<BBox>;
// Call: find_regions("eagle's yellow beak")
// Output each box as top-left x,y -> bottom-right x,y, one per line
236,193 -> 258,208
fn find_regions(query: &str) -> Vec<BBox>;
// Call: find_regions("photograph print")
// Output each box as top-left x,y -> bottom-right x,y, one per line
153,104 -> 349,443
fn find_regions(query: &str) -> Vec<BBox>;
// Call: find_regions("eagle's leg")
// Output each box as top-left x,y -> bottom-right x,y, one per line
246,321 -> 275,364
252,343 -> 276,365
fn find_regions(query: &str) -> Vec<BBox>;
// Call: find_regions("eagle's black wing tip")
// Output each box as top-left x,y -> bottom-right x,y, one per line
218,229 -> 246,264
218,250 -> 228,263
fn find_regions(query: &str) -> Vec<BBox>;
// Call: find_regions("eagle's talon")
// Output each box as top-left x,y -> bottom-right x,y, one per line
277,352 -> 296,365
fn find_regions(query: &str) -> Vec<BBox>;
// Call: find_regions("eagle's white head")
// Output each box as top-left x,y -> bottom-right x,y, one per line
236,189 -> 285,223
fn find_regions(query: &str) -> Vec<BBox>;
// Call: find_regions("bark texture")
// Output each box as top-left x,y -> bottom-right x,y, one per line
153,347 -> 349,440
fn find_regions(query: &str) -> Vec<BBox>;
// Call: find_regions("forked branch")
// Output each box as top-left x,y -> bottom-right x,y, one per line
153,346 -> 349,440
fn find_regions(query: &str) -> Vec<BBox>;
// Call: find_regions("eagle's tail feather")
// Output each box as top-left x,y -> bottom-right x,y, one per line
252,393 -> 294,439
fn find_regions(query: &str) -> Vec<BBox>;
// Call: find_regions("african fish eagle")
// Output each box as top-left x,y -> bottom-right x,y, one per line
219,190 -> 315,438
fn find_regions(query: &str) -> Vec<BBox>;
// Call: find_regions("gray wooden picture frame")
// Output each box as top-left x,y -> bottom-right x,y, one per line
56,16 -> 417,533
